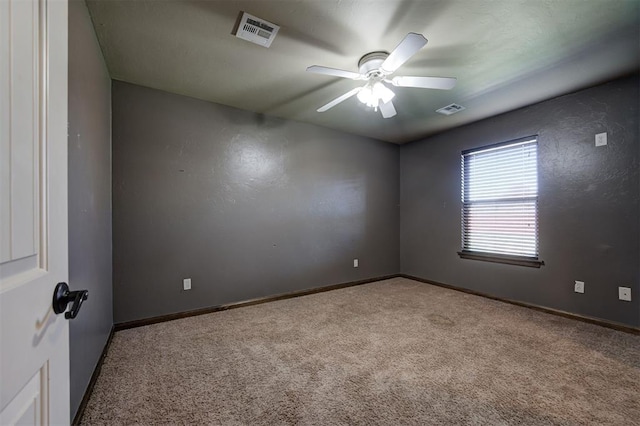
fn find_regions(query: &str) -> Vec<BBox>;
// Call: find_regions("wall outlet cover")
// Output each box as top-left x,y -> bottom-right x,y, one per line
618,287 -> 631,301
353,259 -> 359,268
574,280 -> 584,294
183,278 -> 192,291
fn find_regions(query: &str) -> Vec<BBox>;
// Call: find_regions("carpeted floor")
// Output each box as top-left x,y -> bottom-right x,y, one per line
81,278 -> 640,425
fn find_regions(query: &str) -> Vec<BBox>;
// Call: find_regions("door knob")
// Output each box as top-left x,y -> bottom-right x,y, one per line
52,282 -> 88,319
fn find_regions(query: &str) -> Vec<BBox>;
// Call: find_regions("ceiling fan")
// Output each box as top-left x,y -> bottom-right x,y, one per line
306,33 -> 456,118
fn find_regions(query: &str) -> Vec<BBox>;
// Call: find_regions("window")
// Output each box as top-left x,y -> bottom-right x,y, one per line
459,137 -> 543,267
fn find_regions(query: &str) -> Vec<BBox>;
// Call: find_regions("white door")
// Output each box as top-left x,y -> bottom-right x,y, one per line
0,0 -> 69,424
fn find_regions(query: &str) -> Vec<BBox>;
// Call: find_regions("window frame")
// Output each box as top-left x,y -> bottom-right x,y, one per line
457,136 -> 544,268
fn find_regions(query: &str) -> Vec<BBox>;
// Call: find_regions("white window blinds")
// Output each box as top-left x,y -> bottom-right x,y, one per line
461,138 -> 538,258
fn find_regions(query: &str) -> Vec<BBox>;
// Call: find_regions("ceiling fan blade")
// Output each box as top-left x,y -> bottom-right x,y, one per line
379,100 -> 397,118
306,65 -> 363,80
317,87 -> 363,112
391,76 -> 457,90
381,33 -> 428,74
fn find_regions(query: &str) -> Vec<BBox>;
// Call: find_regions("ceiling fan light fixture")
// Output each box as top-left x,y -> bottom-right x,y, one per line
356,85 -> 375,107
374,82 -> 395,104
357,82 -> 395,108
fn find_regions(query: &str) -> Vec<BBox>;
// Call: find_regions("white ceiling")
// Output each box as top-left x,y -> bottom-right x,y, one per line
86,0 -> 640,144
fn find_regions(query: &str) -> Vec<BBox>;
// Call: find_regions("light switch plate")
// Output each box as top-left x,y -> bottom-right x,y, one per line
595,132 -> 607,147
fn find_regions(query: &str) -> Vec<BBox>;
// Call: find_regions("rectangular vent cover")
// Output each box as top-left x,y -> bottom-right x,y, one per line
235,12 -> 279,48
436,103 -> 465,115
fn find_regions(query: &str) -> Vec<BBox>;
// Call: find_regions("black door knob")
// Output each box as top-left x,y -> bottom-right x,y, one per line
52,282 -> 88,319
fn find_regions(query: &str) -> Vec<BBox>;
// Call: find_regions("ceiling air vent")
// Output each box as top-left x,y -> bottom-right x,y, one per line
436,103 -> 465,116
235,12 -> 280,48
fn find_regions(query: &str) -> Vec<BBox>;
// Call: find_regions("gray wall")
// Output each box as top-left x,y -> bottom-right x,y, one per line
68,0 -> 113,418
401,75 -> 639,327
112,82 -> 399,323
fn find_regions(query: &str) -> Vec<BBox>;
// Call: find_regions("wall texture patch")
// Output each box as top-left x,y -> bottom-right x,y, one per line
112,82 -> 399,323
400,75 -> 639,327
68,0 -> 113,418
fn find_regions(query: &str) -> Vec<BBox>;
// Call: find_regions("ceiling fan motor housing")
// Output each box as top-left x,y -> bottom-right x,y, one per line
358,52 -> 389,78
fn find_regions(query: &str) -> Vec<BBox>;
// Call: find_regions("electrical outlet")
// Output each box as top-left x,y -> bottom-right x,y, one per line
183,278 -> 192,291
618,287 -> 631,302
353,259 -> 359,268
595,132 -> 607,147
574,280 -> 585,294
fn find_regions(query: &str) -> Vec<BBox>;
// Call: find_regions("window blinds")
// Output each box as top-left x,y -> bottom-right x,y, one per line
461,138 -> 538,258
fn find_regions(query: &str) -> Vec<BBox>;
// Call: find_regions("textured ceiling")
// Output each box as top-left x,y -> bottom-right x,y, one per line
86,0 -> 640,144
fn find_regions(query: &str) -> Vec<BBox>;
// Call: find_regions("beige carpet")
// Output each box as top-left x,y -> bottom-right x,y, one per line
81,278 -> 640,425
